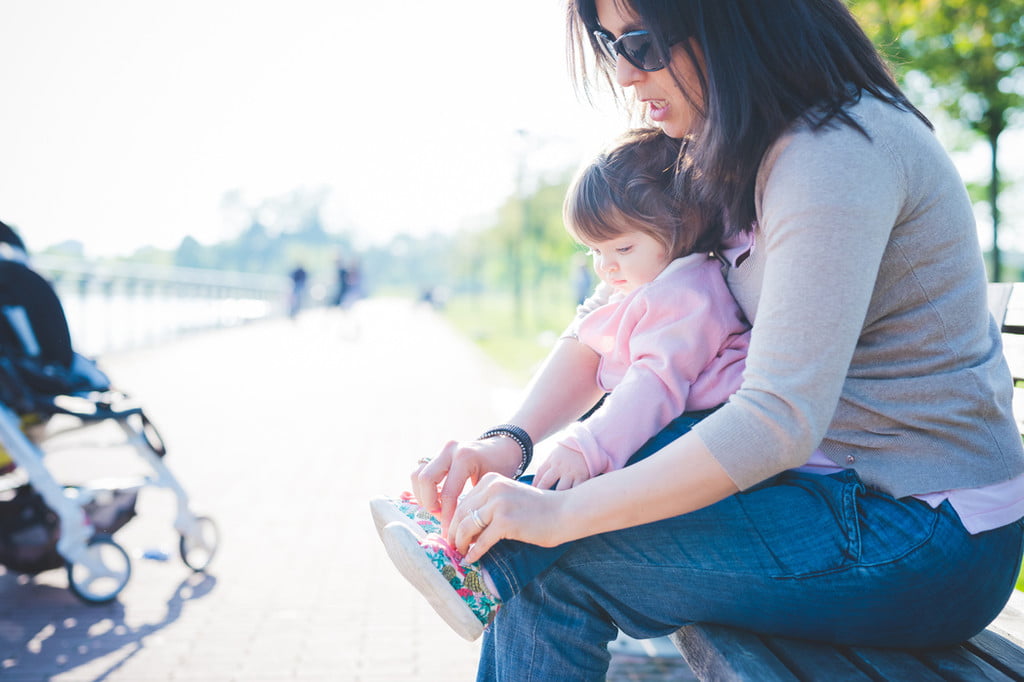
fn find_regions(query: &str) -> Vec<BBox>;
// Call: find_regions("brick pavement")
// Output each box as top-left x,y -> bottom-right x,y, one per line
0,299 -> 693,681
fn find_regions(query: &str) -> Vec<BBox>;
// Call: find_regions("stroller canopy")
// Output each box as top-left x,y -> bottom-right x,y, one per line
0,261 -> 73,369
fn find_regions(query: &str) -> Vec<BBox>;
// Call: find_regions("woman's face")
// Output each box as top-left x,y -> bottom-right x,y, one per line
594,0 -> 704,139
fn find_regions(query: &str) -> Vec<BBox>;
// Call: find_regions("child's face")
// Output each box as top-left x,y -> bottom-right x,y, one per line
584,231 -> 673,295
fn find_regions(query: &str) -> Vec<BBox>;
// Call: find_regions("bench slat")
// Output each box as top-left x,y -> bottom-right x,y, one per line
762,637 -> 872,680
1002,284 -> 1024,331
990,282 -> 1014,325
846,646 -> 945,681
964,630 -> 1024,681
919,644 -> 1018,682
672,624 -> 799,681
673,628 -> 1024,682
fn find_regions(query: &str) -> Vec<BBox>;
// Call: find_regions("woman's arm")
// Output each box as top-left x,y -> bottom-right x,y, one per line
454,428 -> 738,561
510,335 -> 607,442
412,336 -> 604,532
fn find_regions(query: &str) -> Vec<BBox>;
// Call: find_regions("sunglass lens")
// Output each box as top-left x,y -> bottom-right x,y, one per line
619,33 -> 661,71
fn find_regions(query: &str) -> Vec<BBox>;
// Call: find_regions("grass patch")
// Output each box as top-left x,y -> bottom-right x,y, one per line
443,289 -> 577,382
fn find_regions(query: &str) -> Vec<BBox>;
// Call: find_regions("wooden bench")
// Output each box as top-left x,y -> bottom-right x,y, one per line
670,282 -> 1024,681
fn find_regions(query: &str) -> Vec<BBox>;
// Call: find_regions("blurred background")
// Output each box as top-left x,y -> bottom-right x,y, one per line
0,0 -> 1022,376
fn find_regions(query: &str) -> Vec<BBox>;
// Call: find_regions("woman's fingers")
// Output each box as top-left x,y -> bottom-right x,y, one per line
411,440 -> 456,515
437,451 -> 478,535
452,498 -> 497,558
463,520 -> 502,563
411,437 -> 521,538
453,474 -> 567,559
450,472 -> 502,554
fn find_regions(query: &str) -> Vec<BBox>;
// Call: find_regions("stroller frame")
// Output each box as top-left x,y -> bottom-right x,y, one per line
0,258 -> 218,604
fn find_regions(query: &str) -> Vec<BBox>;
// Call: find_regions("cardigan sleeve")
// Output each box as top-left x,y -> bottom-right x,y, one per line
692,118 -> 905,490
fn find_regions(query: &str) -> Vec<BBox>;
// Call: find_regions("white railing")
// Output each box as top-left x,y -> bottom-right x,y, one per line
32,255 -> 291,357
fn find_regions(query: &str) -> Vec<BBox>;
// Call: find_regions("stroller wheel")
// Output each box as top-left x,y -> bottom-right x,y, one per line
66,535 -> 132,604
179,515 -> 219,572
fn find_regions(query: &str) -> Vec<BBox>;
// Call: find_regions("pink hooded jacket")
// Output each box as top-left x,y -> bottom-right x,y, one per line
560,253 -> 750,476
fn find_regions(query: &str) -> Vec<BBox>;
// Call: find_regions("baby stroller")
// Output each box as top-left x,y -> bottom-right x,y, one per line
0,247 -> 219,604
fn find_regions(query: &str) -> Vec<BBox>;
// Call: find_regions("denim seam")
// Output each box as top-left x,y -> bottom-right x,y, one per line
772,501 -> 943,580
851,500 -> 942,569
482,550 -> 522,602
559,555 -> 757,583
841,475 -> 863,562
521,580 -> 547,682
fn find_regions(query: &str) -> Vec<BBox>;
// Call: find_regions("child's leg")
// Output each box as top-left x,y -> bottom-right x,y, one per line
480,407 -> 720,600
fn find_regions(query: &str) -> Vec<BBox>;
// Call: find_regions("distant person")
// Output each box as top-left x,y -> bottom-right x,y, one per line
371,128 -> 751,640
288,263 -> 308,319
571,252 -> 594,305
344,257 -> 364,306
331,255 -> 349,308
419,285 -> 447,311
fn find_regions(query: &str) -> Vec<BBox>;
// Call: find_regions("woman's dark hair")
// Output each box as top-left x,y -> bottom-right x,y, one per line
566,0 -> 931,240
564,127 -> 715,259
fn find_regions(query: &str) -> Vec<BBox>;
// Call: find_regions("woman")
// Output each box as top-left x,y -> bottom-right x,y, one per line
412,1 -> 1024,678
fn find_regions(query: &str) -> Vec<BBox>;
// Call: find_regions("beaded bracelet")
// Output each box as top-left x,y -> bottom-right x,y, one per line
479,423 -> 534,480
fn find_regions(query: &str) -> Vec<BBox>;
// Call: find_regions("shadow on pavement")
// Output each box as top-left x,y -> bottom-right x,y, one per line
0,567 -> 216,679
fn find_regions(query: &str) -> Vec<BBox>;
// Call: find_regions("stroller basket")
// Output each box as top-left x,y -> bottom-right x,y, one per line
0,484 -> 59,574
0,482 -> 140,575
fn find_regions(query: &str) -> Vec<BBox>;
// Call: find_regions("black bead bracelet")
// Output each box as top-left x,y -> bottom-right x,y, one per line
479,423 -> 534,480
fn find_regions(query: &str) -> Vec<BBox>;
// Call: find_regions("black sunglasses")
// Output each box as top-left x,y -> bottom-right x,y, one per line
593,29 -> 668,72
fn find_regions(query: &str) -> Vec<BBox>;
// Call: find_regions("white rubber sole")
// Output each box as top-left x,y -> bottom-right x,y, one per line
380,521 -> 484,641
369,496 -> 429,540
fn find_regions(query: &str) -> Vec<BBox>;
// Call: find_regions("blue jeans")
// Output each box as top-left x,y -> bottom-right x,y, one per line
480,408 -> 718,601
476,468 -> 1024,682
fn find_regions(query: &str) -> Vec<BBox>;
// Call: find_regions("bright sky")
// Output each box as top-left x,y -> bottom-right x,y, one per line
0,1 -> 628,257
2,1 -> 1021,259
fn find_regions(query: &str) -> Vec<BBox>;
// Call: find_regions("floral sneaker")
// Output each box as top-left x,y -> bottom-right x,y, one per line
380,521 -> 500,641
369,491 -> 442,539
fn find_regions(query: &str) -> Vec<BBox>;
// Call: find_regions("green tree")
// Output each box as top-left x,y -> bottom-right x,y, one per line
850,0 -> 1024,280
481,176 -> 577,322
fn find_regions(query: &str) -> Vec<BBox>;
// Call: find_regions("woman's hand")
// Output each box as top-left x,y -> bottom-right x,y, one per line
410,436 -> 522,536
533,445 -> 592,490
449,472 -> 570,562
447,432 -> 742,565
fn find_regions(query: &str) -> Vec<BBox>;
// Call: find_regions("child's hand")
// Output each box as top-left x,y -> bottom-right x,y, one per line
533,445 -> 591,490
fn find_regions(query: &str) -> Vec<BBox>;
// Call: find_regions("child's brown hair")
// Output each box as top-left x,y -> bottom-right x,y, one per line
564,128 -> 705,259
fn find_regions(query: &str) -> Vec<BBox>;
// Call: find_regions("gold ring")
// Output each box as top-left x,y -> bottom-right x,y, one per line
417,457 -> 432,465
470,509 -> 487,531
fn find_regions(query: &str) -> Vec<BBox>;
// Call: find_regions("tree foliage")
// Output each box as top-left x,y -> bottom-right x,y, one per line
853,0 -> 1022,138
850,0 -> 1024,279
51,171 -> 584,309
